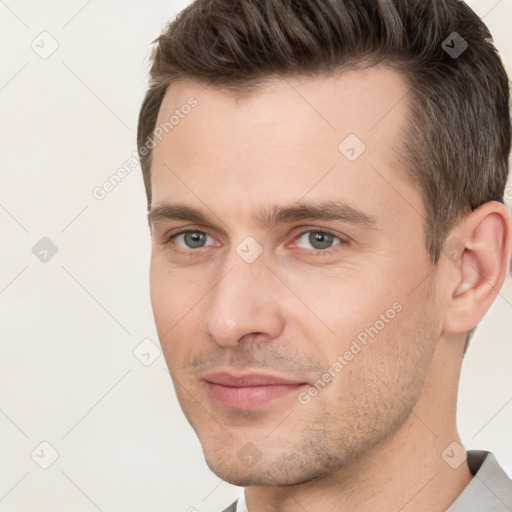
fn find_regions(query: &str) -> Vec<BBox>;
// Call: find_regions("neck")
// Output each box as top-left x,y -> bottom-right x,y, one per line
244,335 -> 473,512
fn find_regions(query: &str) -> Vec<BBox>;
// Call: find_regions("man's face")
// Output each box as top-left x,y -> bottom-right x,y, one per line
149,67 -> 442,486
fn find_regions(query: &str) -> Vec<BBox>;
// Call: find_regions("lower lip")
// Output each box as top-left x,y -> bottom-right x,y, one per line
206,382 -> 304,409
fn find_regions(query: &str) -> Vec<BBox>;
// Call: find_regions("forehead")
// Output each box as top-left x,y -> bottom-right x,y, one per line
150,66 -> 419,224
154,65 -> 409,135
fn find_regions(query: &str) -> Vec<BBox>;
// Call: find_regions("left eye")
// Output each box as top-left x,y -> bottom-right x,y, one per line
295,231 -> 342,250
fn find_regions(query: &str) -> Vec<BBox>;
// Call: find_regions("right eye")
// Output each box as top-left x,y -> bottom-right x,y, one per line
167,230 -> 216,249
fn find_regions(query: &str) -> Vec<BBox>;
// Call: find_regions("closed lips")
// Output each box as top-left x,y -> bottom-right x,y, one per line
203,371 -> 306,387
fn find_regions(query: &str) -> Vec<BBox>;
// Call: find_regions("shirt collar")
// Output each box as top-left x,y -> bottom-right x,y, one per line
233,451 -> 512,512
446,450 -> 512,511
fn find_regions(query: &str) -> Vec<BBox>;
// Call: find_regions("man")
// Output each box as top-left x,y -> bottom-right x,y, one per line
137,0 -> 512,510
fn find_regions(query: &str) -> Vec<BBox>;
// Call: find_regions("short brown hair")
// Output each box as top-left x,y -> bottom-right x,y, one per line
137,0 -> 510,263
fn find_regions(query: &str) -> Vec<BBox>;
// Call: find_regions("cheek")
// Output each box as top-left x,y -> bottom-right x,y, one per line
149,259 -> 204,363
149,261 -> 174,331
150,257 -> 203,326
321,298 -> 436,425
281,269 -> 396,348
286,262 -> 433,381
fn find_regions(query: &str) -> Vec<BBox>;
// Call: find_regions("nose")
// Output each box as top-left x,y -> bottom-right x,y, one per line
201,256 -> 286,347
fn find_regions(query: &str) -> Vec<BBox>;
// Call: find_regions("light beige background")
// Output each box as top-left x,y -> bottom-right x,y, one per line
0,1 -> 511,511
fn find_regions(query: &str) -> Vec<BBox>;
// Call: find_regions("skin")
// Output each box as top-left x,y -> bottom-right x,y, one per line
148,66 -> 512,511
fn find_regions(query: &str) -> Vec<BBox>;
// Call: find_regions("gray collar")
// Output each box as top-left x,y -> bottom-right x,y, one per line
446,451 -> 512,511
221,450 -> 512,512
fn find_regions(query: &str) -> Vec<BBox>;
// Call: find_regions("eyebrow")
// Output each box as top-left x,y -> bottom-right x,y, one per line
258,201 -> 378,228
148,203 -> 212,228
147,200 -> 378,230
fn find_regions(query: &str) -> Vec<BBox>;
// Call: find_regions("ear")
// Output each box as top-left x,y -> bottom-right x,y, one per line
442,201 -> 512,335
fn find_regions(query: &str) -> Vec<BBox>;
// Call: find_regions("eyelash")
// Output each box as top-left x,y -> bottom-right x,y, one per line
292,230 -> 347,254
163,228 -> 348,254
164,229 -> 213,250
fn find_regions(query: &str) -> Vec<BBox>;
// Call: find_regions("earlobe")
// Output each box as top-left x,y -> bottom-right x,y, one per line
443,201 -> 512,335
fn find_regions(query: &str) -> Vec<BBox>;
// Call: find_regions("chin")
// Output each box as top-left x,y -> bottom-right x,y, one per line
203,444 -> 342,488
205,461 -> 299,487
